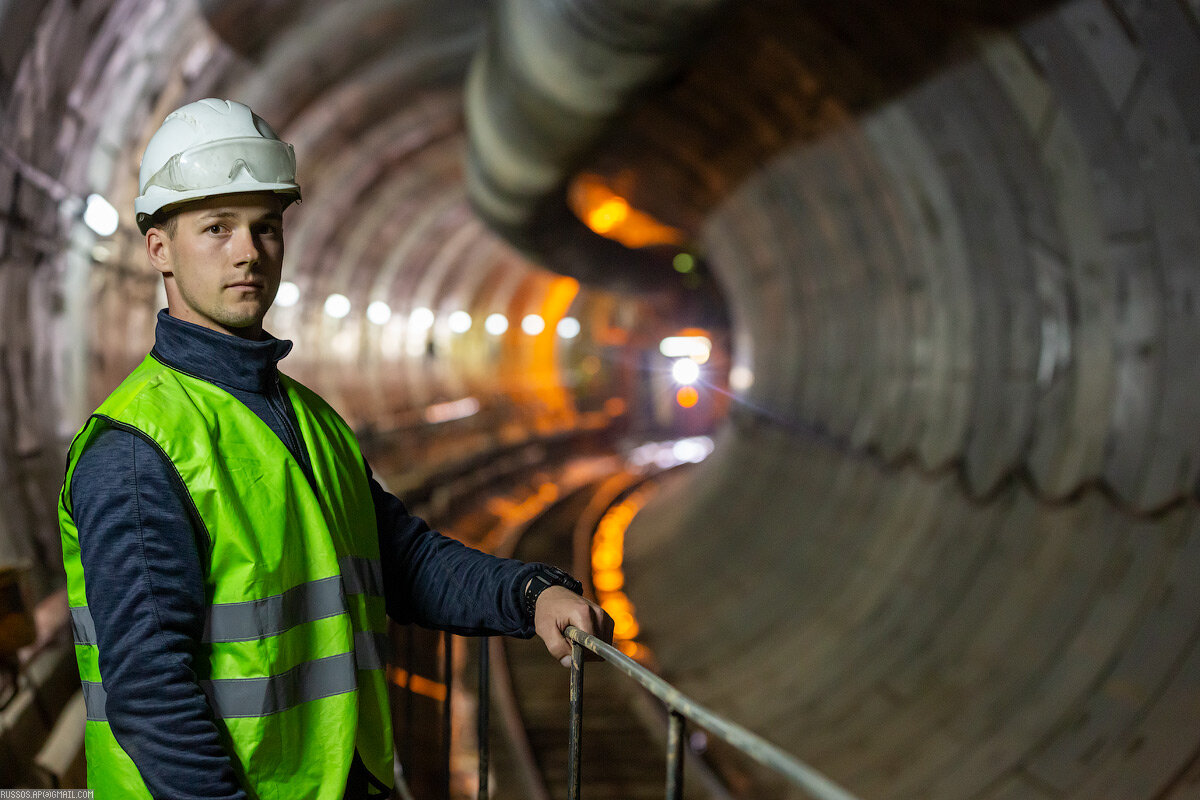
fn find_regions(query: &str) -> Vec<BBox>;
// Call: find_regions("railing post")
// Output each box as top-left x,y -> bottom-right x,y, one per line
567,640 -> 585,800
559,626 -> 864,800
478,637 -> 490,800
442,632 -> 453,800
666,710 -> 685,800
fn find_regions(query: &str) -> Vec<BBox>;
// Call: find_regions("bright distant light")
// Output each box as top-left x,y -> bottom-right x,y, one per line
448,310 -> 473,333
629,436 -> 714,468
729,365 -> 754,391
672,358 -> 700,385
275,281 -> 300,307
324,293 -> 351,319
485,313 -> 509,335
660,335 -> 711,363
83,193 -> 119,236
673,437 -> 712,462
521,314 -> 546,335
367,301 -> 392,325
557,317 -> 581,339
424,397 -> 481,424
409,307 -> 434,330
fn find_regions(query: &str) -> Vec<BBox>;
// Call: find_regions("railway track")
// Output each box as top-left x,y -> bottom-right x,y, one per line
481,476 -> 730,800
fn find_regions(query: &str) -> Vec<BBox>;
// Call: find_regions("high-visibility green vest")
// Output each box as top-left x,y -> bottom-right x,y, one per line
59,354 -> 394,800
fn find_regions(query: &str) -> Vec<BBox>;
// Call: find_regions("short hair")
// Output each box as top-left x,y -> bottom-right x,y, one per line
150,210 -> 179,238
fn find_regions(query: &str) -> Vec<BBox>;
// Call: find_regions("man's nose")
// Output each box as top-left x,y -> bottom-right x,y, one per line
232,226 -> 260,266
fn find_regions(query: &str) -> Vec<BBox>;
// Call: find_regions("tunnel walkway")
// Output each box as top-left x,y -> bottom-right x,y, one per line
396,455 -> 811,800
488,479 -> 713,800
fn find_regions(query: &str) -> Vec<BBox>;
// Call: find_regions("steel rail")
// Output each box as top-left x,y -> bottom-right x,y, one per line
563,626 -> 864,800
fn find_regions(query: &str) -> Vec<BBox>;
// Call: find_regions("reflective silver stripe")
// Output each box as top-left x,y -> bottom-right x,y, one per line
75,576 -> 351,646
201,651 -> 358,719
70,606 -> 97,646
339,556 -> 384,597
204,575 -> 346,643
354,630 -> 391,671
81,679 -> 107,721
80,652 -> 361,723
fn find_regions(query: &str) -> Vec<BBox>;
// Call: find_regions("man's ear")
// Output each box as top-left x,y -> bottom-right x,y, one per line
146,228 -> 172,276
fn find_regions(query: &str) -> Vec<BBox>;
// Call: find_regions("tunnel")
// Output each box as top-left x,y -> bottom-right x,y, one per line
3,0 -> 1200,798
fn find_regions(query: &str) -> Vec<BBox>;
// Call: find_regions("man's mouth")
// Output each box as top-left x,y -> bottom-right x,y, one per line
226,280 -> 264,290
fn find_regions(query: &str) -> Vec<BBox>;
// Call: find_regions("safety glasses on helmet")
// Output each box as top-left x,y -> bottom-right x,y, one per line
142,137 -> 296,193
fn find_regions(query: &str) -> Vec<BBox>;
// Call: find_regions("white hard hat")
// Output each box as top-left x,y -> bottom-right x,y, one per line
135,98 -> 302,234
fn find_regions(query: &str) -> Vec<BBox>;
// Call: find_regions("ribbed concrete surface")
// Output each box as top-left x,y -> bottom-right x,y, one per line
629,429 -> 1200,798
623,1 -> 1200,797
3,0 -> 1200,797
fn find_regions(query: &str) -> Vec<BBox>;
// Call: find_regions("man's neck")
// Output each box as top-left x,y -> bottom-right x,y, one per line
165,307 -> 266,341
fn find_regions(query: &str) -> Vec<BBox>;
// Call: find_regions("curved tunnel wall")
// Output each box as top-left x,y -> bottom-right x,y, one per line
3,0 -> 1200,798
0,0 -> 633,572
615,1 -> 1200,798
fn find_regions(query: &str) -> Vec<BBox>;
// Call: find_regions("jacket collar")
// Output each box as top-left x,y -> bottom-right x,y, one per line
150,309 -> 293,393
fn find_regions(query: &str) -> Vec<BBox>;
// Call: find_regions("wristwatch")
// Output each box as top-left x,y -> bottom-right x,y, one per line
523,565 -> 583,622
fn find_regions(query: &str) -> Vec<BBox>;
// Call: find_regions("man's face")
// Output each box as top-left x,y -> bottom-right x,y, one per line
147,192 -> 285,339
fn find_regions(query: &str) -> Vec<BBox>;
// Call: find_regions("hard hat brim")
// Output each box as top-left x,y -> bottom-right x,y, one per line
135,182 -> 301,234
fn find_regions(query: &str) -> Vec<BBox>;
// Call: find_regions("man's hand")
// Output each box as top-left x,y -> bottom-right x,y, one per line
533,585 -> 615,667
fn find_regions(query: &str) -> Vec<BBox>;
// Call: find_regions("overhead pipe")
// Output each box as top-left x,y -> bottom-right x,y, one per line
464,0 -> 731,295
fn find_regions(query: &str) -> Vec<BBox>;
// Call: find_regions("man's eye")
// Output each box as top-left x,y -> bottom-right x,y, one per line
207,225 -> 223,234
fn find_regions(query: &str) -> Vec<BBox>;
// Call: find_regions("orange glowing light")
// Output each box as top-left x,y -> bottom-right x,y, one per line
530,277 -> 581,431
389,667 -> 447,702
592,549 -> 622,571
570,172 -> 686,248
617,641 -> 644,659
604,397 -> 627,417
591,485 -> 656,660
676,386 -> 700,408
593,568 -> 625,592
587,196 -> 629,233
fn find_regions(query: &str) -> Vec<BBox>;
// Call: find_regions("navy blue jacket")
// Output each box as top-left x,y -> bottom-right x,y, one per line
69,310 -> 539,800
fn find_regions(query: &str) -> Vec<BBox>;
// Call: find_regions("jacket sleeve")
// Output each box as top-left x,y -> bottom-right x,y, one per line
71,426 -> 248,800
368,461 -> 538,637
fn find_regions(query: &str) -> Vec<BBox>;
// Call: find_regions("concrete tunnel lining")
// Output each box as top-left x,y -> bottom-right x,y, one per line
3,0 -> 1200,797
607,2 -> 1200,798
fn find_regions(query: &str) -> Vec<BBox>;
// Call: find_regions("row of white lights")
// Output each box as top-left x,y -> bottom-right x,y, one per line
277,283 -> 581,339
75,204 -> 729,386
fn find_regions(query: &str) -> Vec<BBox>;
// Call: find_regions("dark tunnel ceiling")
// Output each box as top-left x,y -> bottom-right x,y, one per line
3,0 -> 1200,798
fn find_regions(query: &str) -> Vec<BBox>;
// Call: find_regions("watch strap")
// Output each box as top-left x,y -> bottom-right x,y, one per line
523,565 -> 583,622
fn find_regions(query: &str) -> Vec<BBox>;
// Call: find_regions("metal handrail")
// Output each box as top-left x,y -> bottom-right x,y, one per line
562,625 -> 864,800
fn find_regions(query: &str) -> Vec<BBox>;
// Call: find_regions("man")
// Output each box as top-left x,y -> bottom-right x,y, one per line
58,98 -> 613,800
